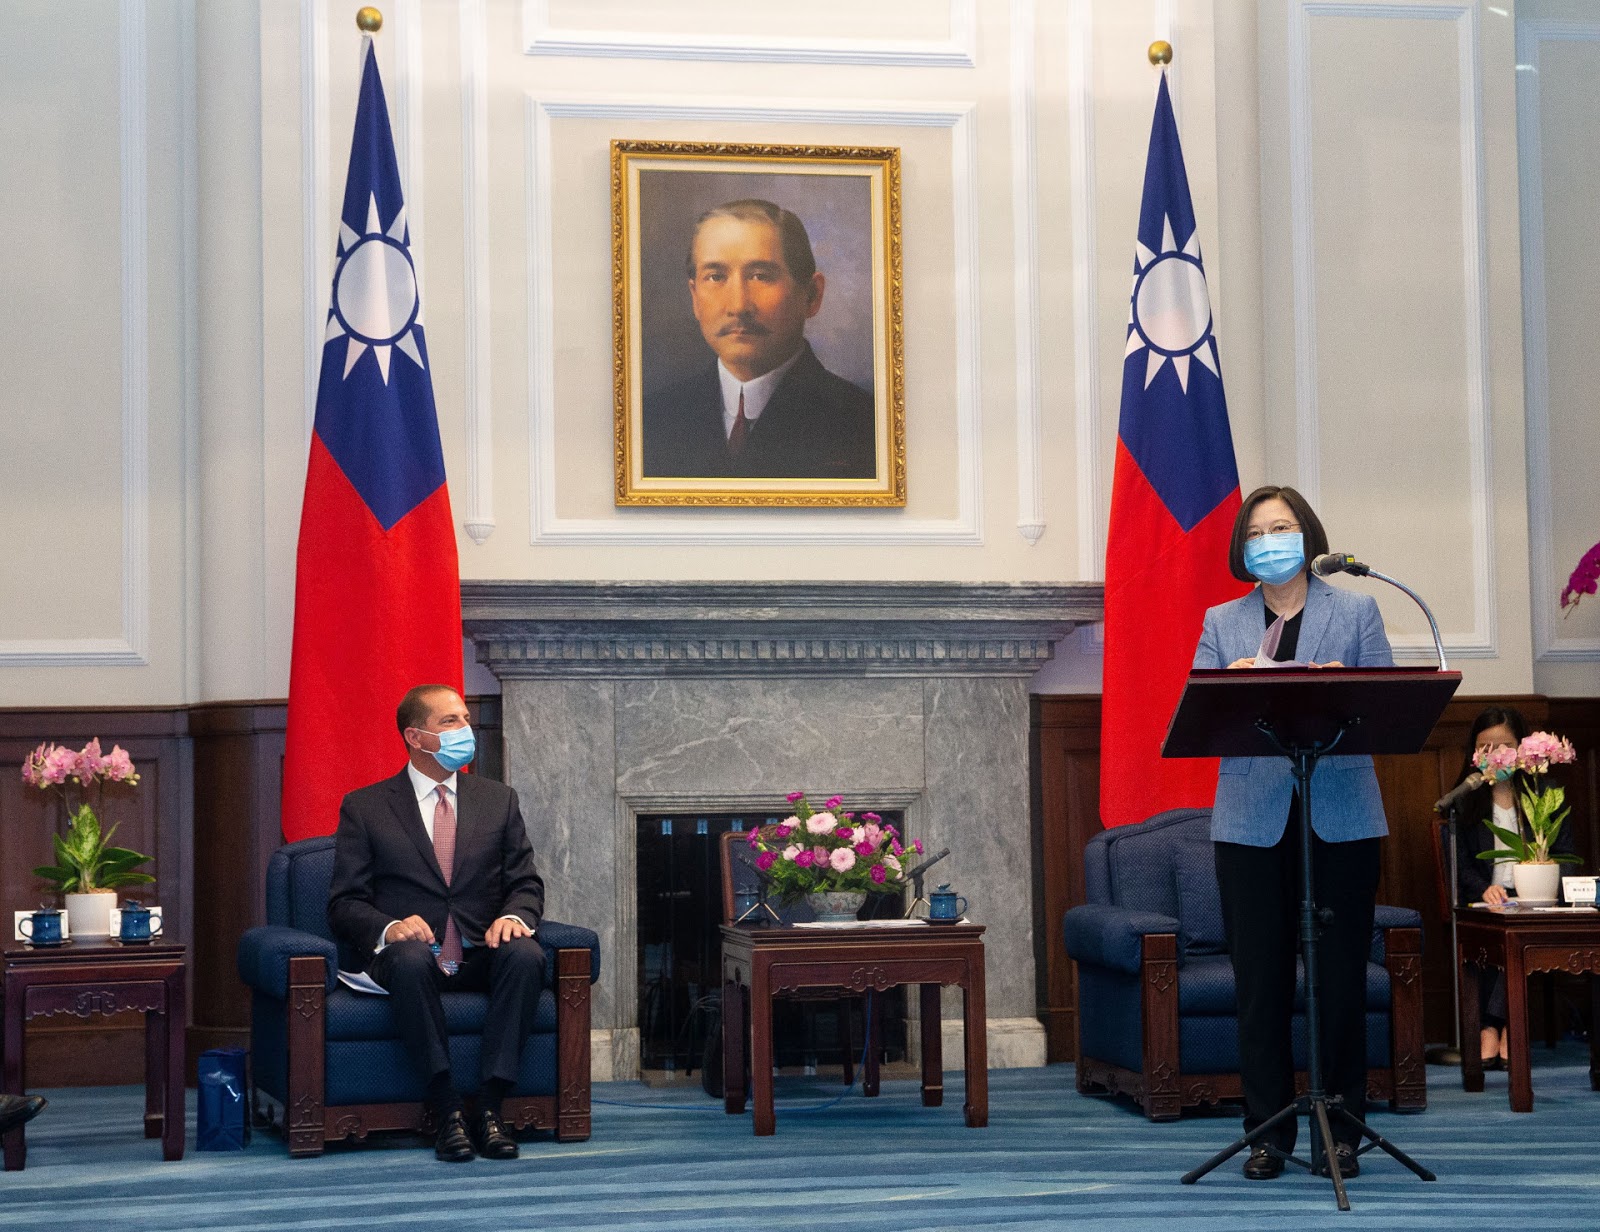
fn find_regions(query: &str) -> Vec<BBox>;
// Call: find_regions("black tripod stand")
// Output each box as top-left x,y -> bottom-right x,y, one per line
1179,719 -> 1435,1210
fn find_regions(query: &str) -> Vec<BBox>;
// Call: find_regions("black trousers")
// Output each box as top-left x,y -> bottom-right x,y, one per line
1214,815 -> 1380,1152
369,935 -> 546,1097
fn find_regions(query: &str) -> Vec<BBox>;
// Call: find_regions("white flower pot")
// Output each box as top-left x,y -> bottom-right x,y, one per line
64,890 -> 118,938
1512,862 -> 1562,906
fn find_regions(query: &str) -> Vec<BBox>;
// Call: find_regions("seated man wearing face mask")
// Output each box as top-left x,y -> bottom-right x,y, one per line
327,684 -> 545,1163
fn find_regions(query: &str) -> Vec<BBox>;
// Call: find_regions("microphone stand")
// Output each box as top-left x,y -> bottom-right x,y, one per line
1321,558 -> 1448,671
733,854 -> 782,926
902,848 -> 951,919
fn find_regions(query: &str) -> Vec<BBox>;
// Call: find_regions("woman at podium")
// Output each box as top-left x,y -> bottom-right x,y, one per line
1192,484 -> 1393,1181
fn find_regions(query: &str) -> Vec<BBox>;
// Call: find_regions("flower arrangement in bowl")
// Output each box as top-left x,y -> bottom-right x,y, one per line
22,740 -> 153,937
1476,730 -> 1582,904
746,791 -> 921,921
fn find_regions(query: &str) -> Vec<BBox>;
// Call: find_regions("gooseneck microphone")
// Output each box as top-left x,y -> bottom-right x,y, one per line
1313,550 -> 1449,671
1434,771 -> 1485,814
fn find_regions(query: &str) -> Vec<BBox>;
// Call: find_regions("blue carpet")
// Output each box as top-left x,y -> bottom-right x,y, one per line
7,1049 -> 1600,1231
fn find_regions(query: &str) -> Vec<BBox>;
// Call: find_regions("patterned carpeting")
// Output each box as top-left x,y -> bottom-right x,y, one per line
8,1048 -> 1599,1231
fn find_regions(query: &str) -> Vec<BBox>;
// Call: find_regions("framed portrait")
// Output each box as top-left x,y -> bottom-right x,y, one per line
611,140 -> 904,507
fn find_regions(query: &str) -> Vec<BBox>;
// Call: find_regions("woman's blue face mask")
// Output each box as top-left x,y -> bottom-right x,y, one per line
1243,532 -> 1305,586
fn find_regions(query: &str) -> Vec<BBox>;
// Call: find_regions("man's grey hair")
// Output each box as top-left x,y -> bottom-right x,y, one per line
684,198 -> 817,284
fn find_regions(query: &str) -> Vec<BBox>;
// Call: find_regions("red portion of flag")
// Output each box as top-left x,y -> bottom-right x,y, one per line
282,436 -> 462,841
1099,442 -> 1248,827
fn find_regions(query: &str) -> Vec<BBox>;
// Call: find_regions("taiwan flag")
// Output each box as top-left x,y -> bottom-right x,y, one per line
282,38 -> 462,842
1099,72 -> 1249,829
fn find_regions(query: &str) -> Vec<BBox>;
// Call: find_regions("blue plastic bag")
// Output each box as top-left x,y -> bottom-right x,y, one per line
197,1047 -> 251,1151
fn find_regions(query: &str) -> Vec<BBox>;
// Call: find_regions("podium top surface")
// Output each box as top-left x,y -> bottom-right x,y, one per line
1162,667 -> 1461,760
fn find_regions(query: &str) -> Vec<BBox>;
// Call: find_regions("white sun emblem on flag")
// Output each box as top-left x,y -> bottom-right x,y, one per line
325,193 -> 424,384
1124,213 -> 1221,394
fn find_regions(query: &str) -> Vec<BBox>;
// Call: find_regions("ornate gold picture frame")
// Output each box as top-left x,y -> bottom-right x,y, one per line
612,140 -> 904,507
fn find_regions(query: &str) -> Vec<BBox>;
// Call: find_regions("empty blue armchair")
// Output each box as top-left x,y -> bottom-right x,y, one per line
238,836 -> 599,1156
1062,808 -> 1425,1120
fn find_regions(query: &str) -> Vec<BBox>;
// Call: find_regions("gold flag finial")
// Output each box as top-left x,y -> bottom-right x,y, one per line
1148,40 -> 1172,66
356,6 -> 383,33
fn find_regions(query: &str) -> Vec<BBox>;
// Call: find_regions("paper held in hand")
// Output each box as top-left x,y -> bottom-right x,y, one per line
1253,613 -> 1311,668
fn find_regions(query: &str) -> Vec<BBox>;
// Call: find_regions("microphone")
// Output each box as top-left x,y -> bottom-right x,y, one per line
904,846 -> 951,882
1312,552 -> 1370,578
1434,772 -> 1486,814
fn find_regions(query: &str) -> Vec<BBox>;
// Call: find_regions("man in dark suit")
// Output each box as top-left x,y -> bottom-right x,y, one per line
642,198 -> 876,480
328,684 -> 544,1162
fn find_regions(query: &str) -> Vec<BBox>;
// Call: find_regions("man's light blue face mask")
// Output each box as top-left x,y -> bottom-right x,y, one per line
417,724 -> 475,772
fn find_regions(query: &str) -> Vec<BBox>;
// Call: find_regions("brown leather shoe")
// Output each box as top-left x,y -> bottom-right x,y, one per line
1313,1142 -> 1361,1178
434,1110 -> 475,1162
1242,1145 -> 1284,1180
471,1109 -> 518,1160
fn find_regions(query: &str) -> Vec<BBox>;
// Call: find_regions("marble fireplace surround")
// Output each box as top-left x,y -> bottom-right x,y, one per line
462,580 -> 1102,1079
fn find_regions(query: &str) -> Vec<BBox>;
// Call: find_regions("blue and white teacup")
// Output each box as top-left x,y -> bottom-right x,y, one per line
928,884 -> 968,921
19,907 -> 65,946
117,902 -> 162,943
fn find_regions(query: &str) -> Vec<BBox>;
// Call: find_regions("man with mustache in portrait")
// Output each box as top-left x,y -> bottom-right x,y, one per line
641,198 -> 877,481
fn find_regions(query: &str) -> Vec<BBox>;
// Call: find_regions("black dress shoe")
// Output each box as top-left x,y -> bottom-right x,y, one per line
0,1094 -> 46,1135
1313,1142 -> 1360,1178
434,1110 -> 475,1162
1242,1145 -> 1285,1180
471,1109 -> 518,1160
1481,1055 -> 1506,1072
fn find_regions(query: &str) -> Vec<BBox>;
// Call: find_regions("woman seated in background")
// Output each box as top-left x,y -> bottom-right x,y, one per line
1449,705 -> 1576,1068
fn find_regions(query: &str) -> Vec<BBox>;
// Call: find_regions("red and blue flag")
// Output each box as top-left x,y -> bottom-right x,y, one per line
1100,73 -> 1249,828
282,38 -> 462,842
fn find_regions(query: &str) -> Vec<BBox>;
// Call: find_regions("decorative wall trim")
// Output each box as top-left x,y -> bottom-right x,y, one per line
395,0 -> 424,298
1519,17 -> 1600,661
524,95 -> 984,547
1066,0 -> 1102,583
521,0 -> 978,68
460,0 -> 496,545
1011,0 -> 1044,546
0,0 -> 150,668
1287,1 -> 1496,661
300,0 -> 330,446
179,0 -> 201,696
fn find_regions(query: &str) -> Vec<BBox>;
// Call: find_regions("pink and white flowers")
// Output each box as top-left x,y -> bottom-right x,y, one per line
1475,730 -> 1582,867
21,740 -> 152,893
747,791 -> 918,901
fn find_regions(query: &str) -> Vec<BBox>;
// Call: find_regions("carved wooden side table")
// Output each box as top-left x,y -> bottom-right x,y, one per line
2,937 -> 187,1169
1454,908 -> 1600,1112
721,921 -> 987,1136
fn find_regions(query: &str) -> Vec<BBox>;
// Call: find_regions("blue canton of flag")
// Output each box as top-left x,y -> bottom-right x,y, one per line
313,40 -> 445,532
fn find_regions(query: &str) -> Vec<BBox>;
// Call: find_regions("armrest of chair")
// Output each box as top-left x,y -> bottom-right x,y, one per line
1371,905 -> 1423,963
237,925 -> 339,995
538,918 -> 601,984
1063,903 -> 1182,976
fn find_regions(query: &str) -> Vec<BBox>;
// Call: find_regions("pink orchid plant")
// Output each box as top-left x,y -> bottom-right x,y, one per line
1475,730 -> 1581,867
746,791 -> 918,902
1561,542 -> 1600,614
21,740 -> 153,893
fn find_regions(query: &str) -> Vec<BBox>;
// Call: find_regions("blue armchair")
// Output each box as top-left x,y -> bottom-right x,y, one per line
1062,808 -> 1425,1121
238,836 -> 600,1156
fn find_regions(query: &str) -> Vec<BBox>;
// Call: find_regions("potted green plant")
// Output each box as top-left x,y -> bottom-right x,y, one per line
1477,731 -> 1582,905
22,740 -> 153,937
745,791 -> 917,921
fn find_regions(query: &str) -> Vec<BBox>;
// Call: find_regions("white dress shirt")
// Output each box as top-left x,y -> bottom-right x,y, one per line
717,346 -> 804,440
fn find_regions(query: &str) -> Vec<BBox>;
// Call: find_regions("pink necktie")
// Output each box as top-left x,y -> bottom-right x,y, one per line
433,786 -> 463,973
727,389 -> 749,456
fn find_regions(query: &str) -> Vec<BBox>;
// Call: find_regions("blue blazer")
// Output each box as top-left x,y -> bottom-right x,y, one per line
1192,575 -> 1394,847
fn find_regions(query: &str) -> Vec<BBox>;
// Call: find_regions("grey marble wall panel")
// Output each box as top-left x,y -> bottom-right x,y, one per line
614,678 -> 926,798
921,676 -> 1035,1020
502,678 -> 620,1026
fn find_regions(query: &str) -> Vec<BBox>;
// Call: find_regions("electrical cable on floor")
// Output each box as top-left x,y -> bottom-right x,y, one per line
591,996 -> 876,1115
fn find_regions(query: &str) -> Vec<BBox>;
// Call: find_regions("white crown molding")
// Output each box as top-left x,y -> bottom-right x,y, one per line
301,0 -> 331,447
521,0 -> 978,68
524,94 -> 984,547
1066,0 -> 1102,581
1519,17 -> 1600,662
0,0 -> 150,668
1011,0 -> 1043,546
1287,1 -> 1495,661
461,0 -> 496,545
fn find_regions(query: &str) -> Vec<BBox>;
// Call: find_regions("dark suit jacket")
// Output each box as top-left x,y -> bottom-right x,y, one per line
641,342 -> 876,480
1452,779 -> 1577,904
327,769 -> 545,971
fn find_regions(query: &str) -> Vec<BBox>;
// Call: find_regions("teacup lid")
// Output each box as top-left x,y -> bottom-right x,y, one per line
934,883 -> 954,893
122,900 -> 147,909
35,905 -> 61,915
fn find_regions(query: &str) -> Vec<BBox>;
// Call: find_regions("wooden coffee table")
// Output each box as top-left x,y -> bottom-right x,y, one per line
1454,907 -> 1600,1112
2,938 -> 187,1169
720,921 -> 987,1136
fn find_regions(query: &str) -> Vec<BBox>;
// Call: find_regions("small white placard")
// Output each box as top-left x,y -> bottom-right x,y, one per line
107,906 -> 164,939
13,910 -> 71,942
1563,876 -> 1597,906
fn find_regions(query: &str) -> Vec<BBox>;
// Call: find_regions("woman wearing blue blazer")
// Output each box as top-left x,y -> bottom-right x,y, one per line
1192,485 -> 1393,1182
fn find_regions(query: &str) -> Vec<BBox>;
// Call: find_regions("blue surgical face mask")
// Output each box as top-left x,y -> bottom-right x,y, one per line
428,725 -> 476,772
1243,532 -> 1305,586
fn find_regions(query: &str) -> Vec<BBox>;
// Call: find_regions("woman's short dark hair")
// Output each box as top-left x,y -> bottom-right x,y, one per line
1452,705 -> 1531,791
1227,484 -> 1329,583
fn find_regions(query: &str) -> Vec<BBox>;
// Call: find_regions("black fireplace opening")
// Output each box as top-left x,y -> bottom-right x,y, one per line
636,810 -> 909,1081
